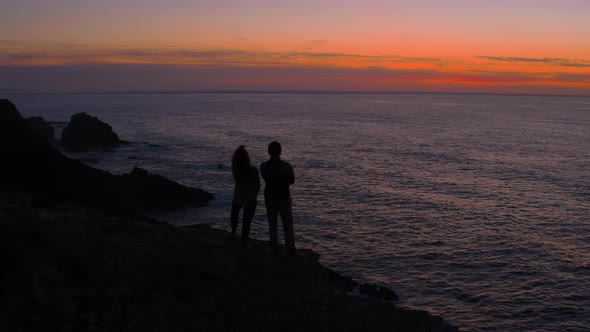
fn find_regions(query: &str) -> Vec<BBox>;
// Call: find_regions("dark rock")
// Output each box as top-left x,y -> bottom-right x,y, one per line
324,267 -> 359,292
1,99 -> 62,195
359,283 -> 399,302
0,98 -> 20,121
47,120 -> 68,127
61,112 -> 120,152
26,116 -> 55,142
0,206 -> 458,332
76,158 -> 99,164
121,167 -> 213,211
0,99 -> 213,214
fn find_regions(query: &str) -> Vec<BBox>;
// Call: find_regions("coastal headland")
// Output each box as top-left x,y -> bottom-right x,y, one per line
0,99 -> 458,331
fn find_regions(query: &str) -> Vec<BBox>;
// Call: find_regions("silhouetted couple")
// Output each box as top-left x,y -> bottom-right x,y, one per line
230,141 -> 296,256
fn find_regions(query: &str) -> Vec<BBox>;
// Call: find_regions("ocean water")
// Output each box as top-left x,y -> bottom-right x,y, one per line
7,92 -> 590,331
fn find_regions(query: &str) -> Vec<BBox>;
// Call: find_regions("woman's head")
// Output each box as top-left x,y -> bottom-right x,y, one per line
232,145 -> 251,182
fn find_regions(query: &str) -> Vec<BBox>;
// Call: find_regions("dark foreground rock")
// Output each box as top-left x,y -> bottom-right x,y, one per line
0,203 -> 458,332
61,112 -> 121,151
0,99 -> 212,215
25,116 -> 55,142
121,166 -> 208,211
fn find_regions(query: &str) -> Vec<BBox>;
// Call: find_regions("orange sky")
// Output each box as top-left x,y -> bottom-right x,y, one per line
1,0 -> 589,94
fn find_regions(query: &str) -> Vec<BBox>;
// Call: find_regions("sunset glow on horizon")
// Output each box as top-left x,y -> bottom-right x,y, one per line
1,0 -> 589,94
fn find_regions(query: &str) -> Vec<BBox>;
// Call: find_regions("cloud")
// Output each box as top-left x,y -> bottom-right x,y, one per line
0,40 -> 26,46
5,54 -> 39,61
2,63 -> 589,94
0,46 -> 441,68
1,45 -> 588,94
478,55 -> 590,68
301,40 -> 328,52
553,72 -> 590,82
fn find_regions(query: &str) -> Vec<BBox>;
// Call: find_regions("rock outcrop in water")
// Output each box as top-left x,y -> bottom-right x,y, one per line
0,99 -> 213,214
61,112 -> 121,151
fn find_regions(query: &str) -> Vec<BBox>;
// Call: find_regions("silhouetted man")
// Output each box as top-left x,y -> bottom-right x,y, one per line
260,141 -> 296,255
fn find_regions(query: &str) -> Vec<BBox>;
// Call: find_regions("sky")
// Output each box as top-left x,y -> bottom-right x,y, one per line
1,0 -> 589,94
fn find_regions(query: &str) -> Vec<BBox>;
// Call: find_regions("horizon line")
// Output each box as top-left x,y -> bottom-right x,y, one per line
3,89 -> 590,99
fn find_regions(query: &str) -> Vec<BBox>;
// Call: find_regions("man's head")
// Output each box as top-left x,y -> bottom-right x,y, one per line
268,141 -> 282,158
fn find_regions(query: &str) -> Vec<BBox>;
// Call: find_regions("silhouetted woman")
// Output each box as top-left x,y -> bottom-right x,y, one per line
230,146 -> 260,245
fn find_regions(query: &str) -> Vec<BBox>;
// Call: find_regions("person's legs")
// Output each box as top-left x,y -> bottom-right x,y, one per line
266,200 -> 280,252
230,201 -> 242,235
278,199 -> 296,255
242,201 -> 257,241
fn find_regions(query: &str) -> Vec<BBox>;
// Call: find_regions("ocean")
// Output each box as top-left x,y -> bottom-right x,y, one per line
7,92 -> 590,331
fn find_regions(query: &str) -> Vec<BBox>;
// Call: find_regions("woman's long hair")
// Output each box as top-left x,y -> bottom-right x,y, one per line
232,145 -> 251,183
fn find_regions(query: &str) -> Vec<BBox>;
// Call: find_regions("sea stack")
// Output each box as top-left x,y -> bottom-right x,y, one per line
61,112 -> 121,151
